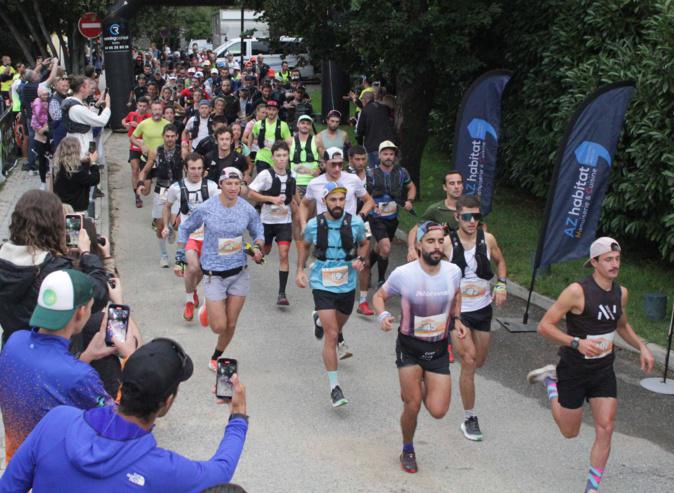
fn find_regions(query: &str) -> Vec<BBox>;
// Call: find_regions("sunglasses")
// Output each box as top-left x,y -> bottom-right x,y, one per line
459,212 -> 482,222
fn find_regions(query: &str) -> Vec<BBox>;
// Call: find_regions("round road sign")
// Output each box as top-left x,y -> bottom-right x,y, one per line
78,12 -> 102,40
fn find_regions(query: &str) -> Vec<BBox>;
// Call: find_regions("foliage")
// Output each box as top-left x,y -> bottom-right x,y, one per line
131,6 -> 218,49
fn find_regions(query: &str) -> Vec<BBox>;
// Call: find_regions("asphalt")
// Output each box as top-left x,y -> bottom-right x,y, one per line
105,133 -> 673,493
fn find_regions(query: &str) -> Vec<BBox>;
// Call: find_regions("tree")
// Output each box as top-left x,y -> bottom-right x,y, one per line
131,6 -> 219,49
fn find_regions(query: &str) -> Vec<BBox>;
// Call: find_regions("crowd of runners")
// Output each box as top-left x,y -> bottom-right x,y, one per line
0,43 -> 657,493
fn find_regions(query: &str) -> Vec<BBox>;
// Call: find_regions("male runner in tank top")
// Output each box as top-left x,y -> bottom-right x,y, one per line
315,109 -> 349,157
527,237 -> 654,493
372,221 -> 465,474
446,195 -> 507,442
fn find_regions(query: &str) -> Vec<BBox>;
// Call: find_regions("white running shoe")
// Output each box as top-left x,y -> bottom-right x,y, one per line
337,342 -> 353,360
526,364 -> 557,385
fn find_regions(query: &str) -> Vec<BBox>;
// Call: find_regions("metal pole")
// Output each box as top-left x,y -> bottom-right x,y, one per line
661,300 -> 674,383
522,267 -> 538,325
240,2 -> 244,69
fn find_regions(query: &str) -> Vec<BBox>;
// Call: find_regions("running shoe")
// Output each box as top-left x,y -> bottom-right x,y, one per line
135,194 -> 143,208
183,301 -> 195,321
331,385 -> 348,407
94,187 -> 105,198
461,416 -> 483,441
400,451 -> 418,474
159,255 -> 169,268
193,291 -> 200,308
208,358 -> 217,372
357,301 -> 374,316
198,304 -> 209,327
337,342 -> 353,360
526,364 -> 557,385
312,311 -> 323,340
277,293 -> 289,306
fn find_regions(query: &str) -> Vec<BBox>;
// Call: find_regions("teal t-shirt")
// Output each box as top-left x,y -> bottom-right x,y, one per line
304,214 -> 366,293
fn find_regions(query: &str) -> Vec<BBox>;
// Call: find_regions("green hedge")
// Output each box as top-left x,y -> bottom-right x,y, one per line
495,0 -> 674,261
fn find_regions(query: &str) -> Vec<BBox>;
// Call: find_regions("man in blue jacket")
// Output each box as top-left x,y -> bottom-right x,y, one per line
0,338 -> 249,493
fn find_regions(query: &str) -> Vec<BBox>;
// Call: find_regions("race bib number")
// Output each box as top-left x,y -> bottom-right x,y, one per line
364,221 -> 372,239
584,331 -> 615,359
218,236 -> 243,256
413,313 -> 448,340
460,279 -> 490,299
321,265 -> 349,288
189,226 -> 205,241
379,201 -> 398,216
270,204 -> 289,217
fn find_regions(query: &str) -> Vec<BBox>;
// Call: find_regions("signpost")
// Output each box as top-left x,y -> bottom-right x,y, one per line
78,12 -> 103,39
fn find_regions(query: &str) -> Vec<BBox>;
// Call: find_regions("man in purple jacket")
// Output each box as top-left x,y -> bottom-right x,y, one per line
0,338 -> 249,493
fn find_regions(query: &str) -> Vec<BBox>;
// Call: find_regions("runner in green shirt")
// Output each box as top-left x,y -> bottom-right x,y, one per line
130,101 -> 170,156
248,99 -> 291,173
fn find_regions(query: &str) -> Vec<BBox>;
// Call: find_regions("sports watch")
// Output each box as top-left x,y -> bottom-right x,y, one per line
570,337 -> 580,350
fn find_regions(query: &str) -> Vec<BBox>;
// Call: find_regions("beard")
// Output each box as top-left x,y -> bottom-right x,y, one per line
327,206 -> 343,219
421,250 -> 442,266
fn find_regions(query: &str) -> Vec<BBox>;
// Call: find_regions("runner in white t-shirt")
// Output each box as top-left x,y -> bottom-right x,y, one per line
248,141 -> 300,306
162,153 -> 220,321
372,221 -> 466,474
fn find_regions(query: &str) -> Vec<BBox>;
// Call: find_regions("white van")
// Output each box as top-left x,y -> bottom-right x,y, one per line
214,36 -> 314,78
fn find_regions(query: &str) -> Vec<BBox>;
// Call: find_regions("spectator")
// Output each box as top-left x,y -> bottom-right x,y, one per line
48,76 -> 70,152
62,75 -> 110,160
52,137 -> 100,213
355,91 -> 396,167
0,190 -> 109,346
0,269 -> 131,462
0,339 -> 248,492
30,86 -> 50,189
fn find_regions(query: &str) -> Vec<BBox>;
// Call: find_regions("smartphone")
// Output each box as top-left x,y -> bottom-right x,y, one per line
65,214 -> 82,247
88,141 -> 97,154
105,304 -> 130,347
215,358 -> 237,400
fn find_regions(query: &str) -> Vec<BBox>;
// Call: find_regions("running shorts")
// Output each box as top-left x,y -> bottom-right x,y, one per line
556,359 -> 617,409
461,304 -> 493,332
395,333 -> 450,375
312,289 -> 355,316
203,269 -> 250,301
185,238 -> 203,257
263,223 -> 292,245
370,217 -> 398,242
129,149 -> 142,162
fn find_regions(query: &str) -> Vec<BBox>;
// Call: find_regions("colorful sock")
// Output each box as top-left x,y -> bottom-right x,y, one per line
327,371 -> 339,390
185,292 -> 194,303
279,270 -> 289,294
544,376 -> 558,401
402,442 -> 414,454
211,349 -> 223,361
359,291 -> 368,303
585,466 -> 604,492
158,238 -> 167,257
377,255 -> 389,283
464,409 -> 476,420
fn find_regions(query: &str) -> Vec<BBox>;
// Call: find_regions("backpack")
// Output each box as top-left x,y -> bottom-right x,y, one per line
314,213 -> 356,261
179,179 -> 210,215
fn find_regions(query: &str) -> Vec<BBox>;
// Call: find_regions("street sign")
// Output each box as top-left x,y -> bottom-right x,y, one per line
78,12 -> 102,40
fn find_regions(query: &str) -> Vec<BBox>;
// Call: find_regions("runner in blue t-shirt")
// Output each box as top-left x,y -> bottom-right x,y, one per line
296,182 -> 368,408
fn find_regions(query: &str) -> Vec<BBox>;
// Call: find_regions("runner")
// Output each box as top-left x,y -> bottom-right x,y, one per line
372,221 -> 465,473
527,237 -> 654,493
448,195 -> 507,442
122,97 -> 150,208
364,140 -> 416,289
248,99 -> 292,173
138,124 -> 183,268
163,153 -> 220,321
289,114 -> 321,195
295,183 -> 368,407
315,109 -> 349,157
178,167 -> 264,371
248,141 -> 300,306
182,99 -> 214,152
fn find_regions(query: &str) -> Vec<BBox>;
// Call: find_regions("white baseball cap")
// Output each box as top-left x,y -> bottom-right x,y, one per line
584,236 -> 621,267
219,167 -> 243,182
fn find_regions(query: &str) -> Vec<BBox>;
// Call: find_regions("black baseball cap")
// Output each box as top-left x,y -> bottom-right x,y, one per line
121,338 -> 193,401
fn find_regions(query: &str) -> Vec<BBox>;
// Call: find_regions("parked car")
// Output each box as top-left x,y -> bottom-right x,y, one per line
214,36 -> 314,79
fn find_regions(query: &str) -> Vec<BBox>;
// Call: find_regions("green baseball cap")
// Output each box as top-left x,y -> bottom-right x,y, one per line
30,269 -> 94,330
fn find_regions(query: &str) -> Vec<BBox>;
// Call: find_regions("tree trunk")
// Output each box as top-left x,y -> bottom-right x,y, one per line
17,5 -> 48,58
32,0 -> 59,57
56,30 -> 71,71
0,8 -> 35,64
394,66 -> 437,199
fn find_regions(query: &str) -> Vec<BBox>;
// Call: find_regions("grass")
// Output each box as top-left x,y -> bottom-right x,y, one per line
306,86 -> 673,347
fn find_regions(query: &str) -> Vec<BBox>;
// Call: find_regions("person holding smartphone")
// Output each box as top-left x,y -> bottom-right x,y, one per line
1,339 -> 248,492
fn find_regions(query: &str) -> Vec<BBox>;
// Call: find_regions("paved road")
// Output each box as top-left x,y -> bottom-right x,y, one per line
106,134 -> 673,492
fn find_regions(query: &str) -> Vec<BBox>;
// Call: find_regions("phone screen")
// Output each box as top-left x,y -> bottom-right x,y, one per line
89,141 -> 97,154
215,358 -> 237,400
65,214 -> 82,247
105,304 -> 129,346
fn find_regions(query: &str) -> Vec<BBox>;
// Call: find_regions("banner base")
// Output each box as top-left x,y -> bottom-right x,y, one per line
640,378 -> 674,395
496,317 -> 538,333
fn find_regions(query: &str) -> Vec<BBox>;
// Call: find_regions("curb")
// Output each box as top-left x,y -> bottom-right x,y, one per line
97,129 -> 113,242
394,228 -> 670,367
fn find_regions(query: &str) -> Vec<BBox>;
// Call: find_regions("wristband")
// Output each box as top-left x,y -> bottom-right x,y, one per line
494,282 -> 507,293
497,277 -> 507,284
377,311 -> 392,323
229,413 -> 249,423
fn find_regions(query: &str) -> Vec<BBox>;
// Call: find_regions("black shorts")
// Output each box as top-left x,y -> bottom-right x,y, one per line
461,304 -> 493,332
370,217 -> 398,242
556,359 -> 617,409
129,149 -> 142,162
395,333 -> 450,375
263,223 -> 292,245
297,185 -> 307,198
312,289 -> 355,316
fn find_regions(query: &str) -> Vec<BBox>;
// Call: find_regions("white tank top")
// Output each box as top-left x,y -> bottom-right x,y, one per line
460,244 -> 492,312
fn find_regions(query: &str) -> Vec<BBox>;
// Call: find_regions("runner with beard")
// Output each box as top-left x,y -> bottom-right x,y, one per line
372,221 -> 465,473
316,109 -> 349,156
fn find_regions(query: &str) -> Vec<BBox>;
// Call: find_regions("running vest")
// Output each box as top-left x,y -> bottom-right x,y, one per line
179,179 -> 210,215
291,134 -> 317,164
314,213 -> 356,261
153,146 -> 184,188
366,166 -> 405,203
449,229 -> 493,280
257,118 -> 283,149
61,98 -> 91,134
260,168 -> 296,205
190,113 -> 214,139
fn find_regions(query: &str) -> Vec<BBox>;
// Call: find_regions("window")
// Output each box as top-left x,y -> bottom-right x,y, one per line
219,42 -> 241,57
251,41 -> 270,55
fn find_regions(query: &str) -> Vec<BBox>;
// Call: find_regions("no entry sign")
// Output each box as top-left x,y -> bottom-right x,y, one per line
78,12 -> 102,39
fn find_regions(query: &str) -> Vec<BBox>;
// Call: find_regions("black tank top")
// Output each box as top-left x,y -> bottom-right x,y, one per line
561,275 -> 622,366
